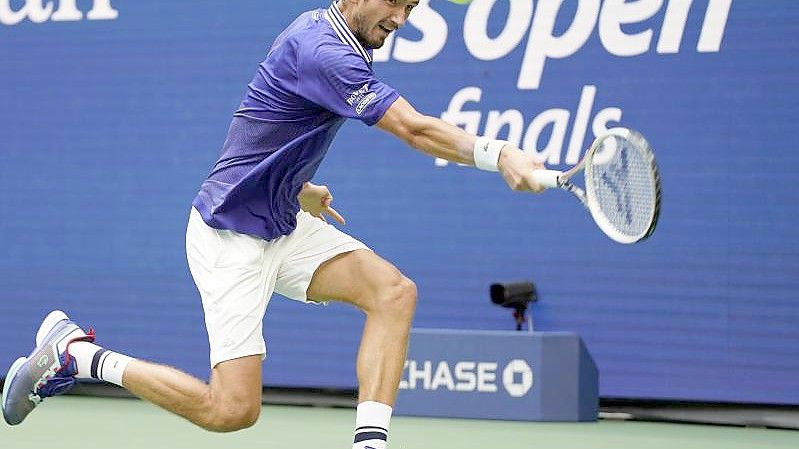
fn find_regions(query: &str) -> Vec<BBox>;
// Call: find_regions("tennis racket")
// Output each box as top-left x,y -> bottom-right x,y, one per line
531,128 -> 661,244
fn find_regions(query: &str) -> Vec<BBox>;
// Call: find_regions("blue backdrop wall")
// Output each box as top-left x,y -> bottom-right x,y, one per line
1,0 -> 797,405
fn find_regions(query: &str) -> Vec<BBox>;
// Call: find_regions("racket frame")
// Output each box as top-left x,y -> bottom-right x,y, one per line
535,128 -> 662,244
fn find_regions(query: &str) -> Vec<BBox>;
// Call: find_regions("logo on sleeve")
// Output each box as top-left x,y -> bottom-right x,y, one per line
355,93 -> 377,115
346,83 -> 376,115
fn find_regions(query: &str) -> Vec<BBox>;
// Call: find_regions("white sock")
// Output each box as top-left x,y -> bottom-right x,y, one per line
352,401 -> 392,449
60,329 -> 133,387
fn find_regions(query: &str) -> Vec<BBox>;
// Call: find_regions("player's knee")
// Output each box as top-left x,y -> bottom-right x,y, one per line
374,275 -> 417,320
203,400 -> 261,433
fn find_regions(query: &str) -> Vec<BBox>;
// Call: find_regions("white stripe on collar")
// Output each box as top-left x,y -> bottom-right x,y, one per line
325,2 -> 372,64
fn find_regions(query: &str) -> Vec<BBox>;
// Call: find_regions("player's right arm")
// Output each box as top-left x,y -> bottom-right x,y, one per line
376,96 -> 546,193
296,41 -> 544,192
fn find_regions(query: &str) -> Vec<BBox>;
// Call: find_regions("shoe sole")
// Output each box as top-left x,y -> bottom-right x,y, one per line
1,357 -> 28,425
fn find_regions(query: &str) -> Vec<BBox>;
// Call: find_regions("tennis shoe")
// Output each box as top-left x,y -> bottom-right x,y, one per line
1,310 -> 95,425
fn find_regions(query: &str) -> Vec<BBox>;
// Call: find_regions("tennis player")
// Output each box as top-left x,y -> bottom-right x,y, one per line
2,1 -> 545,447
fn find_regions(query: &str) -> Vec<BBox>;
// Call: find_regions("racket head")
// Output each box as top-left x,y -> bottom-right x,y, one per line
583,128 -> 662,244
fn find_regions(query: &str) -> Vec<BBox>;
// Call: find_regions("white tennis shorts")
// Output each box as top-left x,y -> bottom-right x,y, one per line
185,207 -> 369,367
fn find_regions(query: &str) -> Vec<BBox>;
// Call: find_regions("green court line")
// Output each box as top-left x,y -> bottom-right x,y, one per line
2,396 -> 797,449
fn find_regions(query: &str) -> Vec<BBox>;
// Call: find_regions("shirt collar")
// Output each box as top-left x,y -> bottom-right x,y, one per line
325,1 -> 373,65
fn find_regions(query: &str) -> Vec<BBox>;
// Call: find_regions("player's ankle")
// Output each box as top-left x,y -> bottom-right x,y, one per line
352,401 -> 392,449
68,341 -> 133,387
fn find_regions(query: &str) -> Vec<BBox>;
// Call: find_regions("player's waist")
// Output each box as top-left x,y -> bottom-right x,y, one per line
192,185 -> 299,241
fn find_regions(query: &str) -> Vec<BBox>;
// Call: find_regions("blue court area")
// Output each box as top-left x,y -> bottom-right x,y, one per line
2,396 -> 796,449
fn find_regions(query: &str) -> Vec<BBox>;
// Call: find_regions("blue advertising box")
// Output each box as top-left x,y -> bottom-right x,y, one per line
395,329 -> 598,422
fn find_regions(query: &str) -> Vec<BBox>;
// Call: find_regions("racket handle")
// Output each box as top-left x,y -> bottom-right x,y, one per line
531,169 -> 563,189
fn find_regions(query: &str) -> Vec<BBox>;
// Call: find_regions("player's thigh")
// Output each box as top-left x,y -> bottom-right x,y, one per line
306,248 -> 412,311
186,207 -> 273,367
274,211 -> 370,304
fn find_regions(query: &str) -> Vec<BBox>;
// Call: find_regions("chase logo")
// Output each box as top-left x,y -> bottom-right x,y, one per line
502,359 -> 534,398
0,0 -> 118,26
400,359 -> 535,398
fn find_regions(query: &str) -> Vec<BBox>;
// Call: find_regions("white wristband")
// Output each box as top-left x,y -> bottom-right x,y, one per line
473,137 -> 508,172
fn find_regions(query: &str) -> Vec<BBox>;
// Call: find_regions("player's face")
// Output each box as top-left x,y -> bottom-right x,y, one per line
351,0 -> 418,49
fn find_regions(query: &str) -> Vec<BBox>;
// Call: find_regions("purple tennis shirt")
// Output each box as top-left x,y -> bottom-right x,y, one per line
192,3 -> 399,240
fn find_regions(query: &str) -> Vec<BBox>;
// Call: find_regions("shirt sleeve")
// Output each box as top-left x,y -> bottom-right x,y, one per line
297,42 -> 399,126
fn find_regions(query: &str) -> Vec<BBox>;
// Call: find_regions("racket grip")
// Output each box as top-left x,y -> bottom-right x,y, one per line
531,169 -> 562,189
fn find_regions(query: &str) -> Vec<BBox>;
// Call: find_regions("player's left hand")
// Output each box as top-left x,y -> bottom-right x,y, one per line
298,182 -> 346,225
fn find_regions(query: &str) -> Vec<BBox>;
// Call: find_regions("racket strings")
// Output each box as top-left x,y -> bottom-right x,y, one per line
589,136 -> 657,239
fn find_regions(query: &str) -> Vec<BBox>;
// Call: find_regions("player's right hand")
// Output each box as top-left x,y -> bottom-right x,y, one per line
497,145 -> 547,193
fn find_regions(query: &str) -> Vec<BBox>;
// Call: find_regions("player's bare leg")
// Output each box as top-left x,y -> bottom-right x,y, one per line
307,249 -> 417,449
2,311 -> 262,433
122,355 -> 263,432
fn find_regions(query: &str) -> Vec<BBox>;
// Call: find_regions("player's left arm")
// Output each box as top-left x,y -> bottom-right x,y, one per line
376,96 -> 546,193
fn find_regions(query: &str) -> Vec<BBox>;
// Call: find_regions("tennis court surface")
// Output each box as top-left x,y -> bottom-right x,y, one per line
3,396 -> 796,449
